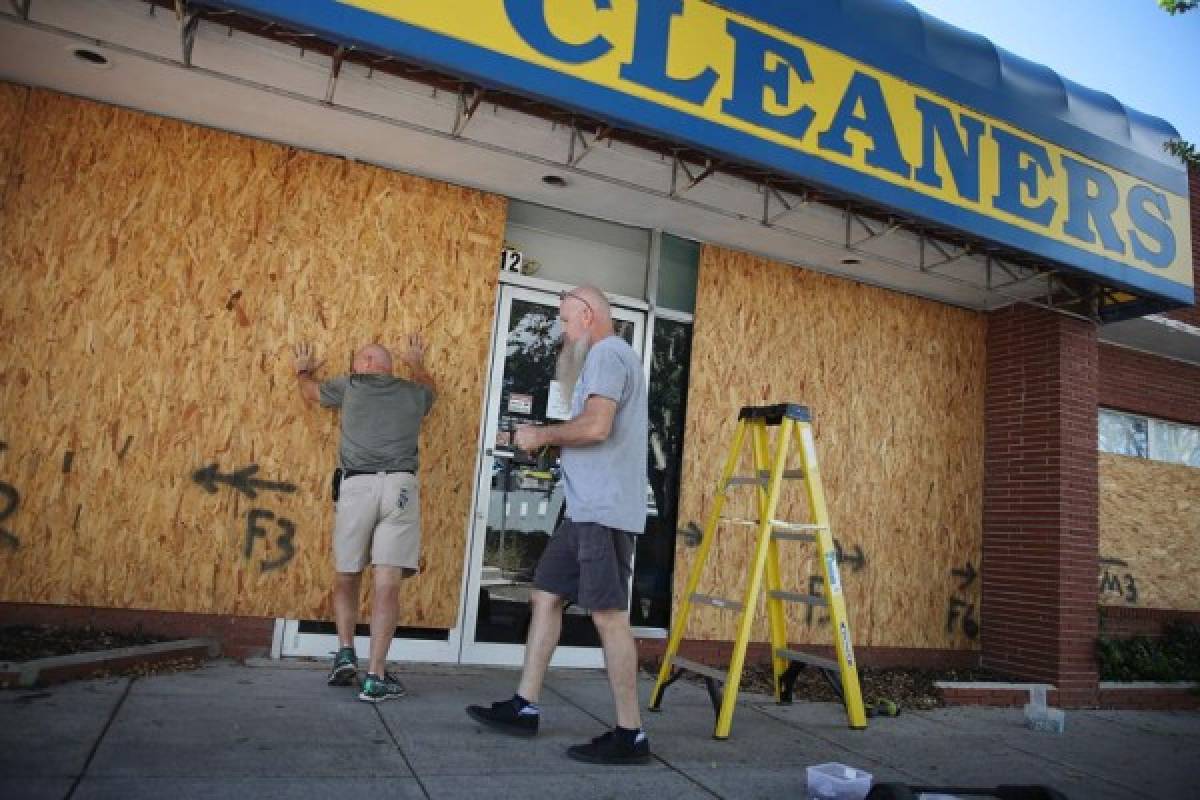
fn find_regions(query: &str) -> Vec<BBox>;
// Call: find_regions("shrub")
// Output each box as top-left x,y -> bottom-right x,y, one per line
1096,622 -> 1200,683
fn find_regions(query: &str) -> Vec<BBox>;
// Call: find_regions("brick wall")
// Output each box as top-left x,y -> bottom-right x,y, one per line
1163,164 -> 1199,328
1098,343 -> 1200,425
982,304 -> 1100,707
1098,606 -> 1200,639
0,602 -> 276,660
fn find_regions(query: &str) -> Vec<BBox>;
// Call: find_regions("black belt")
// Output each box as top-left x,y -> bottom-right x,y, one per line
340,468 -> 414,478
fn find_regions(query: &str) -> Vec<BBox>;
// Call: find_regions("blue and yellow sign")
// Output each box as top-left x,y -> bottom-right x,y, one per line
217,0 -> 1194,308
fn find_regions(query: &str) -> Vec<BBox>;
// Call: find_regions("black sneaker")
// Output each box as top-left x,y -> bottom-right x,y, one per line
465,698 -> 540,737
357,671 -> 406,703
566,730 -> 651,765
327,646 -> 357,686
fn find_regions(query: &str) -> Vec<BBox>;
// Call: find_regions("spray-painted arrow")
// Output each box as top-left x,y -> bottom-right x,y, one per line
0,481 -> 18,550
191,464 -> 296,499
834,539 -> 867,572
950,560 -> 978,590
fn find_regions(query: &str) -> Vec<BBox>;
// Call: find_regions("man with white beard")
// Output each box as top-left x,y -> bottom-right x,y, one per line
467,285 -> 651,765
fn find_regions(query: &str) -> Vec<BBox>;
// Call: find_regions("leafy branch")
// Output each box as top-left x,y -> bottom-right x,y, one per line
1157,0 -> 1197,14
1157,1 -> 1197,165
1164,139 -> 1199,169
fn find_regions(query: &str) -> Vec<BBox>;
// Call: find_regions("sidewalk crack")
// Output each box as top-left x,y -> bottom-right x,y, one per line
745,704 -> 929,784
373,705 -> 433,800
908,709 -> 1148,795
544,683 -> 725,799
64,677 -> 136,800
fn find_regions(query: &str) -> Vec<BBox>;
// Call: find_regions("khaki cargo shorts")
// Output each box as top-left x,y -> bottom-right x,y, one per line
333,471 -> 421,574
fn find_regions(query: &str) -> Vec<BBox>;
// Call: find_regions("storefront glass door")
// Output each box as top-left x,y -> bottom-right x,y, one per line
458,284 -> 645,666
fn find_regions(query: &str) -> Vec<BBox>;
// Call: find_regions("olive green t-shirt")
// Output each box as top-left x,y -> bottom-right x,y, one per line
319,374 -> 435,472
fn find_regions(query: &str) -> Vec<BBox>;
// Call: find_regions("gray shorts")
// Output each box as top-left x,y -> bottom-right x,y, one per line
533,519 -> 635,611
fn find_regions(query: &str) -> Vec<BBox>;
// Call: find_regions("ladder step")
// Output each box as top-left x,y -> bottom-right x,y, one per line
768,590 -> 827,607
776,647 -> 840,672
772,531 -> 816,542
724,475 -> 766,488
721,518 -> 826,533
724,469 -> 805,488
690,593 -> 744,612
672,655 -> 728,684
773,520 -> 826,532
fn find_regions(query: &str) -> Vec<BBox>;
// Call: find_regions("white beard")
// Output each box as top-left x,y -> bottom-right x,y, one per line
555,335 -> 591,401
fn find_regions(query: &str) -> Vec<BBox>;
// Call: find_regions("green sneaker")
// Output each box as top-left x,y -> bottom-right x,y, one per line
327,646 -> 358,686
358,671 -> 407,703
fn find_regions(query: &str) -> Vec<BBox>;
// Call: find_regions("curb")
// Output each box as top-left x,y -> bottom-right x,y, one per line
935,681 -> 1054,708
935,680 -> 1200,710
0,637 -> 219,688
1097,681 -> 1200,710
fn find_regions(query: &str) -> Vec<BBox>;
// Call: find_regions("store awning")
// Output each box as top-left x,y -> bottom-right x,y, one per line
195,0 -> 1194,318
1,0 -> 1192,324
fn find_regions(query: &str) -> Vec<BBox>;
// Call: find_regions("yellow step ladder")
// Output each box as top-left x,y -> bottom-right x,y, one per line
649,403 -> 867,738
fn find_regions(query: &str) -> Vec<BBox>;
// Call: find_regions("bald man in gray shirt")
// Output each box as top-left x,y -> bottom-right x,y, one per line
294,336 -> 435,703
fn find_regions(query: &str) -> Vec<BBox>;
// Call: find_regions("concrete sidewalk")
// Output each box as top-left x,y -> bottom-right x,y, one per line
2,659 -> 1196,799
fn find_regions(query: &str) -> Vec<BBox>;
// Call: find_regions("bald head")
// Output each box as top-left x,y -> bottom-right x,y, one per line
574,286 -> 612,324
561,285 -> 614,342
353,343 -> 393,374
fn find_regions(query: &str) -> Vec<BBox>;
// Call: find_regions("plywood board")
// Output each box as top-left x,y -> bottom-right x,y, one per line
674,246 -> 986,649
0,82 -> 27,214
1099,453 -> 1200,611
0,87 -> 505,627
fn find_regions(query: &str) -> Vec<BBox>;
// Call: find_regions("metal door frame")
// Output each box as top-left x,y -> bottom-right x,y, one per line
456,281 -> 646,666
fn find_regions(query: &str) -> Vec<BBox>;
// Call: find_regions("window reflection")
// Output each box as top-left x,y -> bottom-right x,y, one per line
476,299 -> 641,647
633,317 -> 693,629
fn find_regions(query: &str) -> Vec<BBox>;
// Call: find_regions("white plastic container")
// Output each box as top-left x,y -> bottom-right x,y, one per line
1023,684 -> 1064,733
1024,705 -> 1066,733
805,762 -> 873,800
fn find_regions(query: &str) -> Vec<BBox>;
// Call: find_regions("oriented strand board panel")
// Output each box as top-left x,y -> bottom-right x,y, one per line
0,87 -> 505,626
675,246 -> 986,650
0,82 -> 27,213
1099,453 -> 1200,611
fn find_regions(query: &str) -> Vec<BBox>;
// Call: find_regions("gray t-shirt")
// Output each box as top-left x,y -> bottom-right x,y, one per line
561,335 -> 648,534
319,374 -> 435,472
